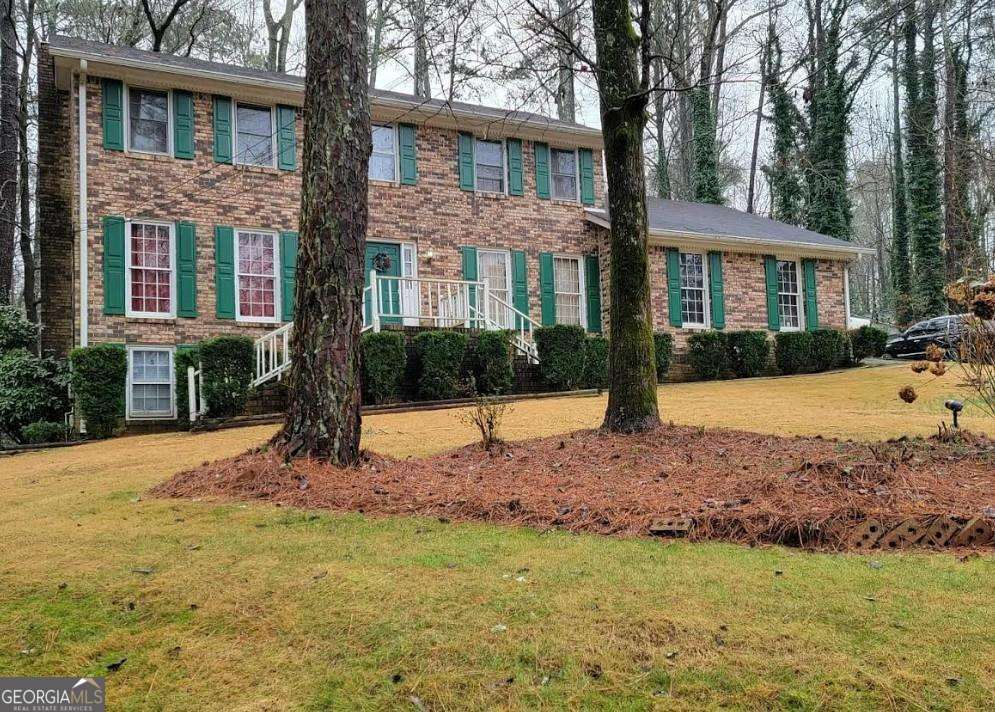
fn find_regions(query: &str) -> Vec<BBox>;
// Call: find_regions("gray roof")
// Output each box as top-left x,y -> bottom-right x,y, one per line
47,35 -> 601,139
587,198 -> 870,254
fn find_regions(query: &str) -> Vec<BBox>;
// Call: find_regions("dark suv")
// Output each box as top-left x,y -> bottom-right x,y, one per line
885,315 -> 963,359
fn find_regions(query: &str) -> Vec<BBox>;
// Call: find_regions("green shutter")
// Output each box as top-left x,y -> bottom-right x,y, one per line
460,246 -> 478,319
585,254 -> 602,333
507,139 -> 523,196
101,79 -> 124,151
176,221 -> 197,317
511,250 -> 528,327
280,231 -> 298,322
173,90 -> 195,159
579,148 -> 595,205
764,255 -> 780,331
398,124 -> 418,185
276,105 -> 297,170
539,252 -> 555,325
666,248 -> 682,327
534,142 -> 550,199
803,258 -> 819,331
213,96 -> 233,164
215,226 -> 235,319
458,133 -> 475,191
102,216 -> 125,315
708,251 -> 725,329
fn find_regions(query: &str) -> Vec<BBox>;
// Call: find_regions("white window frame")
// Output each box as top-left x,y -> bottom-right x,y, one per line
234,228 -> 281,324
126,345 -> 176,420
124,84 -> 172,156
473,137 -> 507,195
477,248 -> 513,326
233,101 -> 277,168
552,253 -> 587,329
124,219 -> 176,319
776,257 -> 805,332
369,123 -> 400,184
679,251 -> 710,330
550,147 -> 580,202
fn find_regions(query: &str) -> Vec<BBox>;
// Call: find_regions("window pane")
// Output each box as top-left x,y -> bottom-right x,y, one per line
553,257 -> 582,325
369,154 -> 396,181
552,175 -> 576,200
680,253 -> 706,325
129,89 -> 168,153
551,149 -> 576,175
475,140 -> 504,192
236,104 -> 273,166
372,125 -> 395,152
130,350 -> 172,415
129,222 -> 171,314
777,260 -> 800,328
237,232 -> 276,319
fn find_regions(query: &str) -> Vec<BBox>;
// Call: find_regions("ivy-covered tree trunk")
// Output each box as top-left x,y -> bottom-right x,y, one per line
942,49 -> 979,284
272,0 -> 371,465
592,0 -> 660,434
765,39 -> 804,225
890,20 -> 912,326
690,87 -> 722,204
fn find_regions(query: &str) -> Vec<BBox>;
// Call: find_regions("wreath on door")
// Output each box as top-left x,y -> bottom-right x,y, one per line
372,252 -> 393,272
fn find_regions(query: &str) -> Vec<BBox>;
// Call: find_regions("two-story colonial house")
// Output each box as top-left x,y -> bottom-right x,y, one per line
38,36 -> 869,423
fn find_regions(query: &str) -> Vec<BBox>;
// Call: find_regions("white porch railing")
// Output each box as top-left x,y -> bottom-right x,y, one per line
186,364 -> 208,423
252,270 -> 540,388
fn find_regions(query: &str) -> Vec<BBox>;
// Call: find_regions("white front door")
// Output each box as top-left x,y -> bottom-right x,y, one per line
478,249 -> 512,328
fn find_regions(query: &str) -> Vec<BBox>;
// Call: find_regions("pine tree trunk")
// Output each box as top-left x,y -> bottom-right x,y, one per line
0,0 -> 17,305
272,0 -> 371,465
412,0 -> 430,98
592,0 -> 660,434
19,0 -> 37,324
555,0 -> 575,123
890,17 -> 912,326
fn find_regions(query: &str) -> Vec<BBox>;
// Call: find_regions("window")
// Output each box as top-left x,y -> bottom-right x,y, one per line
127,347 -> 175,419
777,259 -> 801,329
680,253 -> 707,327
370,124 -> 397,181
553,256 -> 584,326
551,148 -> 578,201
127,221 -> 174,317
235,103 -> 274,166
236,230 -> 279,322
474,139 -> 505,193
478,249 -> 512,327
128,87 -> 169,154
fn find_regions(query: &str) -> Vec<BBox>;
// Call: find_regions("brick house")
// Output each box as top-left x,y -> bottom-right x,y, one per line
38,36 -> 869,423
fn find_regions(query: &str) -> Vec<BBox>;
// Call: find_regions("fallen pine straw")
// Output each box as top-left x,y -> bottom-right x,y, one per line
152,424 -> 995,550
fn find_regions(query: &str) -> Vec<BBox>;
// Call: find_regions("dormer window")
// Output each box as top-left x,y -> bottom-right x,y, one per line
127,87 -> 169,154
474,139 -> 505,193
235,103 -> 275,167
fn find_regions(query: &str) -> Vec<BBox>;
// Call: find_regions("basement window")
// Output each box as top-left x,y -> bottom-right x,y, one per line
127,346 -> 175,420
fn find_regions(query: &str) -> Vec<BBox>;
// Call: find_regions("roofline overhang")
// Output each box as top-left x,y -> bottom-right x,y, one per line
48,42 -> 605,147
584,210 -> 874,259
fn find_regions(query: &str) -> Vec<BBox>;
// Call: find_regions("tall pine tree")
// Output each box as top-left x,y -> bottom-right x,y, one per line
890,17 -> 912,326
690,86 -> 722,204
765,39 -> 804,225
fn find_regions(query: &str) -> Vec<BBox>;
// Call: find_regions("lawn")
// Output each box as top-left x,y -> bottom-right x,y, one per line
1,363 -> 993,710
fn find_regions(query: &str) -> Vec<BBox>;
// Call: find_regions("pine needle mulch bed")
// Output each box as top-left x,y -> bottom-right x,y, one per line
152,424 -> 995,551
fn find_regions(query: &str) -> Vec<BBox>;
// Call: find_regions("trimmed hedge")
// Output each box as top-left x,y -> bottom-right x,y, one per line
727,330 -> 770,378
174,346 -> 201,426
653,332 -> 673,381
413,330 -> 469,400
21,420 -> 68,444
467,330 -> 514,395
0,349 -> 70,442
850,325 -> 888,361
687,330 -> 729,380
199,336 -> 255,418
0,305 -> 39,353
583,336 -> 609,389
70,344 -> 127,438
811,328 -> 849,371
775,332 -> 814,375
535,324 -> 587,390
362,331 -> 407,404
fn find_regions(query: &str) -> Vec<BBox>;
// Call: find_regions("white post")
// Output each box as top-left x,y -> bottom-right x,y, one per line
187,366 -> 197,423
482,282 -> 490,329
464,283 -> 472,328
198,365 -> 206,417
370,269 -> 381,333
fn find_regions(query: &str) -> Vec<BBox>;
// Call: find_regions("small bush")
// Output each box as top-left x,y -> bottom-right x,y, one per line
687,330 -> 729,380
467,330 -> 514,395
775,332 -> 814,375
458,394 -> 510,450
174,346 -> 201,426
0,305 -> 39,353
535,324 -> 587,390
850,325 -> 888,361
21,420 -> 68,444
199,336 -> 255,418
583,336 -> 609,389
811,328 -> 849,371
727,330 -> 770,378
70,344 -> 127,438
0,350 -> 70,442
653,332 -> 673,381
362,331 -> 407,404
413,330 -> 469,400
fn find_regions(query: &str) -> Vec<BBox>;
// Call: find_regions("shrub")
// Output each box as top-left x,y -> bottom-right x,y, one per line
849,325 -> 888,361
174,346 -> 201,426
362,331 -> 407,404
653,332 -> 673,381
775,332 -> 814,375
727,330 -> 770,378
0,350 -> 70,442
458,394 -> 510,451
687,330 -> 729,380
535,324 -> 587,390
199,336 -> 255,418
467,330 -> 514,395
413,330 -> 469,400
0,305 -> 39,353
70,344 -> 127,438
811,328 -> 849,371
21,420 -> 68,444
583,336 -> 609,389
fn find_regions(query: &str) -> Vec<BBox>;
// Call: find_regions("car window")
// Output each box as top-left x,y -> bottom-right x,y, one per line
907,321 -> 930,334
926,318 -> 949,330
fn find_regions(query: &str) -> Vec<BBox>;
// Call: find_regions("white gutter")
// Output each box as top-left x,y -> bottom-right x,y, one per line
78,64 -> 88,347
